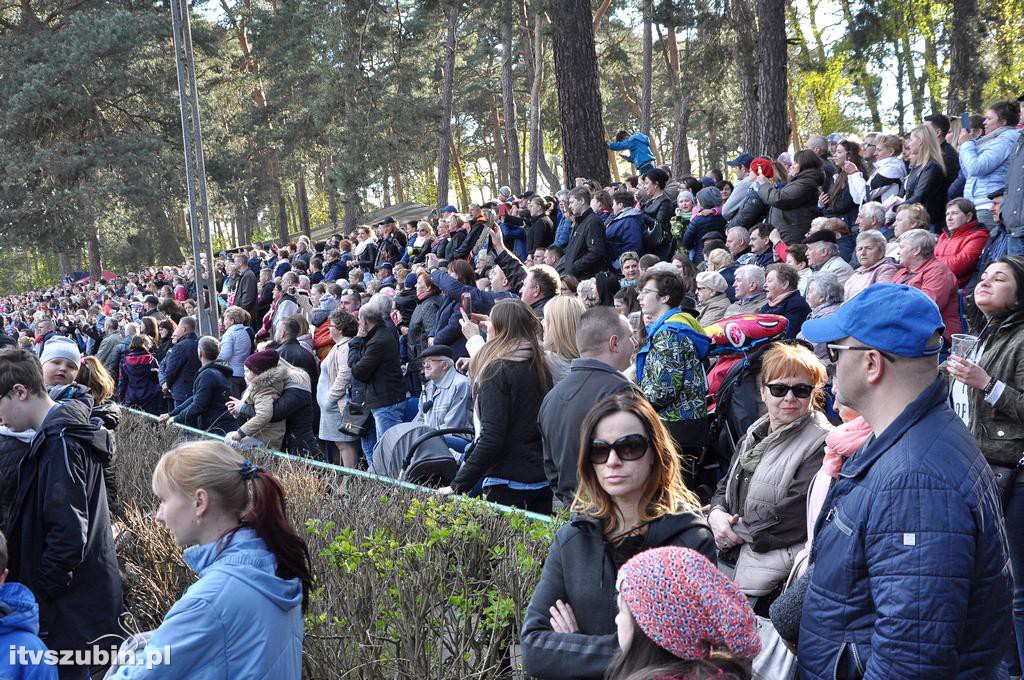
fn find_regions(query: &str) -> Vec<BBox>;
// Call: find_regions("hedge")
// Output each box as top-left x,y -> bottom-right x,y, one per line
113,411 -> 558,679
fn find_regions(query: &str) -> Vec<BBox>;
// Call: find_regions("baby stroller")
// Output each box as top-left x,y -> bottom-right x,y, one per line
369,422 -> 474,488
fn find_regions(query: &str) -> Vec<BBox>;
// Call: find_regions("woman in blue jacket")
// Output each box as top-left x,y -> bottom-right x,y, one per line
959,100 -> 1021,230
110,440 -> 311,679
218,306 -> 253,397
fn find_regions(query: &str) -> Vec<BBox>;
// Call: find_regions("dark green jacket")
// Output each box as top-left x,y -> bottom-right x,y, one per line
968,311 -> 1024,465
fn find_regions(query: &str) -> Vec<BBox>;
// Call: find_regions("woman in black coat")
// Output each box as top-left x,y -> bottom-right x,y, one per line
438,299 -> 552,513
520,392 -> 714,679
756,149 -> 824,244
904,124 -> 949,229
640,167 -> 675,258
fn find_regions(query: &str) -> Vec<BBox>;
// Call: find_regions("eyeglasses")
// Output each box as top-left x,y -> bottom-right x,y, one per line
638,287 -> 660,297
589,433 -> 650,465
826,344 -> 896,364
764,383 -> 814,399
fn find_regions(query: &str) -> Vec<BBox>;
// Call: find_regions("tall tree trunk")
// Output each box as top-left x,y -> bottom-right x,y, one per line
491,103 -> 510,190
920,14 -> 943,114
550,0 -> 610,186
640,0 -> 653,135
148,202 -> 184,263
672,94 -> 692,177
537,146 -> 562,192
382,172 -> 392,208
837,0 -> 882,129
500,0 -> 522,195
731,0 -> 760,154
756,0 -> 789,157
788,88 -> 801,150
296,174 -> 311,237
947,0 -> 982,113
392,159 -> 406,203
343,191 -> 359,233
436,1 -> 458,207
87,223 -> 102,281
895,40 -> 907,134
451,138 -> 471,209
274,182 -> 289,243
526,6 -> 543,192
898,18 -> 923,124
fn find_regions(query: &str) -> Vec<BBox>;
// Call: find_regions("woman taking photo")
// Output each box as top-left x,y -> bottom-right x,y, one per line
904,124 -> 948,228
708,341 -> 831,610
945,256 -> 1024,671
108,440 -> 311,678
755,149 -> 824,244
608,547 -> 759,680
958,100 -> 1021,230
438,299 -> 551,512
520,392 -> 715,680
821,139 -> 868,228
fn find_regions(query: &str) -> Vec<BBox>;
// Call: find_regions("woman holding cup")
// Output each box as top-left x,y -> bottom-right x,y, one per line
945,255 -> 1024,671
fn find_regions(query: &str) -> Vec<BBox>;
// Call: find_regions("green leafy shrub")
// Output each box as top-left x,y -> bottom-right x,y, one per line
112,411 -> 557,679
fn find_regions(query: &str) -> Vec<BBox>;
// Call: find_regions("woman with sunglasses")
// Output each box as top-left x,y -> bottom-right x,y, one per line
520,392 -> 715,680
708,341 -> 831,610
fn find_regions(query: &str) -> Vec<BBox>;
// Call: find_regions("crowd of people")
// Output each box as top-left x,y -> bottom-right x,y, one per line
0,99 -> 1022,679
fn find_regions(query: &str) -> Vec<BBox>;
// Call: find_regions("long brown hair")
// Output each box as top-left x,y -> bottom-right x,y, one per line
572,393 -> 700,537
469,298 -> 549,395
827,140 -> 868,206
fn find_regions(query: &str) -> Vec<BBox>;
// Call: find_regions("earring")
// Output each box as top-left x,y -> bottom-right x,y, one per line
195,515 -> 201,526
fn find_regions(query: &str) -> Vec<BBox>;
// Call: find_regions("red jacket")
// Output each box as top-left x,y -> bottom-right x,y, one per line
894,257 -> 962,340
935,221 -> 987,288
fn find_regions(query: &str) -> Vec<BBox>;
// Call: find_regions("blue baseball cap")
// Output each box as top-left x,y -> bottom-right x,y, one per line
726,152 -> 755,167
801,284 -> 944,358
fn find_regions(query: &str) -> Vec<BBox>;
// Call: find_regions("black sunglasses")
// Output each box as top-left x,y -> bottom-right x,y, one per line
764,382 -> 814,399
826,344 -> 897,364
589,434 -> 650,465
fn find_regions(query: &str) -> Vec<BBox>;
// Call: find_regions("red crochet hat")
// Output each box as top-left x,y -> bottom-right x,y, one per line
618,547 -> 760,661
749,157 -> 774,179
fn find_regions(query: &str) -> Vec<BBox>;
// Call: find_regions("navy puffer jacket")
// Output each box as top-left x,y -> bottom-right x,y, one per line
799,377 -> 1011,679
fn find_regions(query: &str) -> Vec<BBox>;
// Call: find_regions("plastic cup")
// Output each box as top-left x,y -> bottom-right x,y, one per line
950,333 -> 980,358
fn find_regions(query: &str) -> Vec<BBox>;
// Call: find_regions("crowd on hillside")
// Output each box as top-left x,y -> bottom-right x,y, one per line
0,98 -> 1022,679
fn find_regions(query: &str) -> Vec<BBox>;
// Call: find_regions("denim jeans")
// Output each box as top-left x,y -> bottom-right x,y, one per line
363,402 -> 404,469
1008,235 -> 1024,257
1005,484 -> 1024,674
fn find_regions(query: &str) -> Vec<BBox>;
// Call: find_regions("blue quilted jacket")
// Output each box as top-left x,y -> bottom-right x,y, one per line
798,377 -> 1011,679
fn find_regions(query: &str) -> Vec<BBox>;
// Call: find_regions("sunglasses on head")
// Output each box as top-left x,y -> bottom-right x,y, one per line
589,433 -> 650,465
764,382 -> 814,399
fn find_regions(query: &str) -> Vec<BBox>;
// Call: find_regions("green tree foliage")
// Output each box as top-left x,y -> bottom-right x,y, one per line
0,0 -> 1019,291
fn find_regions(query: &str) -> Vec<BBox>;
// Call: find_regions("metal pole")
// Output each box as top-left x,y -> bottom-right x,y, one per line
170,0 -> 219,338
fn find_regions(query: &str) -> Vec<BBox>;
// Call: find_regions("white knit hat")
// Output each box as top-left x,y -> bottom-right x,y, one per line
40,336 -> 81,369
696,271 -> 729,294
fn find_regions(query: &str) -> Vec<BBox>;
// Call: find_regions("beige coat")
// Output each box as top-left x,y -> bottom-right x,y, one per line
239,365 -> 289,449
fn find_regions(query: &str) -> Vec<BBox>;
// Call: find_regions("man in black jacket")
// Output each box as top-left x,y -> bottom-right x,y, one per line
557,187 -> 608,280
160,316 -> 201,409
161,336 -> 238,435
924,113 -> 961,195
538,307 -> 636,506
350,304 -> 406,467
275,314 -> 319,394
0,348 -> 122,679
231,253 -> 259,324
373,216 -> 407,270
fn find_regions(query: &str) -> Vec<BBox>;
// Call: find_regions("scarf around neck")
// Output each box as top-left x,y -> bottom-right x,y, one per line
739,412 -> 811,473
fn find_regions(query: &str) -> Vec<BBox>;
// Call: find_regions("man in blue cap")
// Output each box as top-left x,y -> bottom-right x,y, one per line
796,284 -> 1011,678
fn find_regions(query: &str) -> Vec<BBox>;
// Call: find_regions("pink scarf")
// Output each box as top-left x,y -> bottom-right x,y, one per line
822,416 -> 873,477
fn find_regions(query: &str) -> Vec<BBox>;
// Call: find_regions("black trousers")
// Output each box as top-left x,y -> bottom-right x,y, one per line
484,484 -> 553,515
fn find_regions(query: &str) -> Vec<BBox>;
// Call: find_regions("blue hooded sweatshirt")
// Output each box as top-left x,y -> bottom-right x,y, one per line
108,527 -> 303,679
608,132 -> 655,170
0,582 -> 57,679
